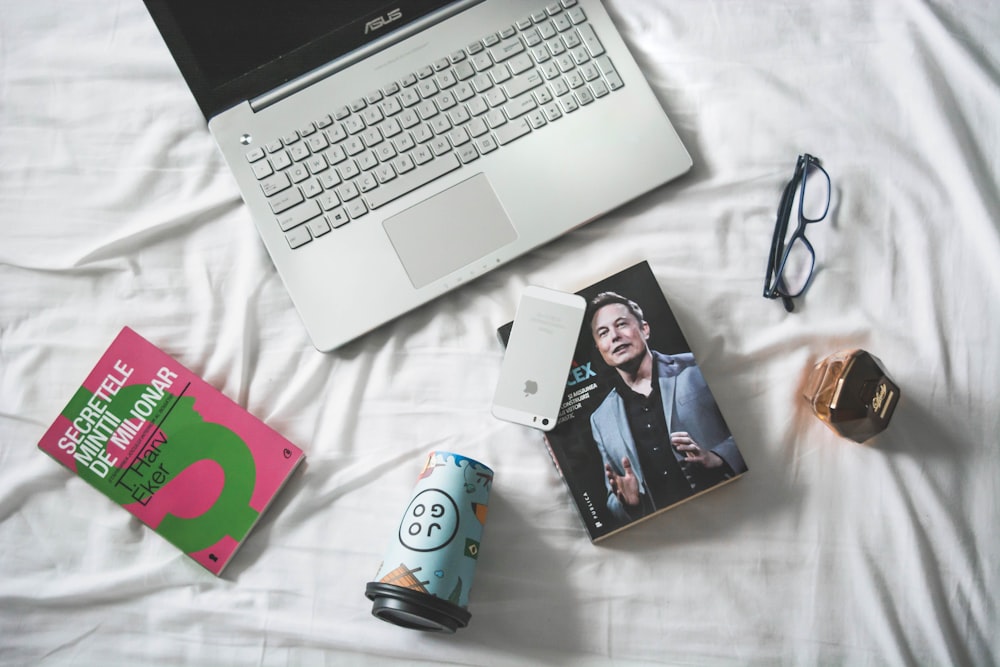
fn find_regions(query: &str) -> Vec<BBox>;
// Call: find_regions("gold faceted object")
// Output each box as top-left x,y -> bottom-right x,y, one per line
803,349 -> 900,443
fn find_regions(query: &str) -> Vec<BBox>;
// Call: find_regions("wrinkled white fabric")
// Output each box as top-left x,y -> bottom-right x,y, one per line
1,1 -> 998,664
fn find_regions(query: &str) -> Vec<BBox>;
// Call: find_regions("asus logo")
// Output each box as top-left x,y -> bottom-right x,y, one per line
365,8 -> 403,34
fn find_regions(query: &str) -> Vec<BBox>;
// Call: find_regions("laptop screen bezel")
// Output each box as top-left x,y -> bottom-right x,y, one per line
143,0 -> 463,121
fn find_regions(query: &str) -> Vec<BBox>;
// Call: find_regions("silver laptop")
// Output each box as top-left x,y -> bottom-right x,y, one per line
144,0 -> 692,351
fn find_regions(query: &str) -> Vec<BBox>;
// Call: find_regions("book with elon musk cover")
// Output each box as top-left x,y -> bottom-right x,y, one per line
498,261 -> 747,541
37,326 -> 305,575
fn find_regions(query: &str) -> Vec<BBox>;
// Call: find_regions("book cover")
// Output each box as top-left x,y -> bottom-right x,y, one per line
498,261 -> 748,541
37,327 -> 305,575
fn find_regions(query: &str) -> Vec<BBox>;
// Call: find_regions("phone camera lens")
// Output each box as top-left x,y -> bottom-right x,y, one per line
541,418 -> 549,426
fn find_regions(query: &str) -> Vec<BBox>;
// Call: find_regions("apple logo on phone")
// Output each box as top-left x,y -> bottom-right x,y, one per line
522,379 -> 538,397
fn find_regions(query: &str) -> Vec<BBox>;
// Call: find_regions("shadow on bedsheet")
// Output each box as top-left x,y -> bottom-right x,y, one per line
873,395 -> 972,459
214,458 -> 311,581
435,490 -> 585,657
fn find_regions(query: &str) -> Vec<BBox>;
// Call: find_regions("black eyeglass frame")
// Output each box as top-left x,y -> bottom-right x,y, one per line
763,153 -> 831,312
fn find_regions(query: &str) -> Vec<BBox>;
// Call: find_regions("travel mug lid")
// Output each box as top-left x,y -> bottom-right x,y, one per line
365,582 -> 471,633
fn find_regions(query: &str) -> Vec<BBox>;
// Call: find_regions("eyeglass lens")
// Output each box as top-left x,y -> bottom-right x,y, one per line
777,236 -> 815,297
795,159 -> 831,222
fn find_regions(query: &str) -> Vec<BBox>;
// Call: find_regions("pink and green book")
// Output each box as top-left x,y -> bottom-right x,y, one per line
37,327 -> 305,575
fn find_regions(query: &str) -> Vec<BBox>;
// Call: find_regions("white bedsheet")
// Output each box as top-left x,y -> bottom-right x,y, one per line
2,1 -> 998,664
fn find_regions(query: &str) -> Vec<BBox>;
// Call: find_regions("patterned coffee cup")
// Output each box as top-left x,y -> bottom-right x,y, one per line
366,451 -> 494,632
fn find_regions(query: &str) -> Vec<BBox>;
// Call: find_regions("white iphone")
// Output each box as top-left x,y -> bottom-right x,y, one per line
491,286 -> 586,431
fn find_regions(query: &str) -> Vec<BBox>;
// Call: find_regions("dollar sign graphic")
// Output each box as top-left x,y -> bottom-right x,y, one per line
72,384 -> 259,554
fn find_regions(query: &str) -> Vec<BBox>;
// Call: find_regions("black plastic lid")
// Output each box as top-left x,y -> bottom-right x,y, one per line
365,582 -> 471,633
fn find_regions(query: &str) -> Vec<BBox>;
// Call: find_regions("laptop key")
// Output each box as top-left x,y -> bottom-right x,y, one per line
365,153 -> 461,209
525,109 -> 547,129
288,164 -> 310,183
457,144 -> 479,163
308,217 -> 332,238
412,145 -> 434,165
268,186 -> 303,214
318,192 -> 340,210
503,70 -> 544,98
489,37 -> 524,63
454,61 -> 476,81
252,160 -> 275,179
576,24 -> 605,57
277,200 -> 321,231
475,135 -> 499,154
542,102 -> 563,121
346,198 -> 368,219
430,137 -> 451,156
502,92 -> 538,119
286,226 -> 311,249
337,182 -> 360,202
393,154 -> 416,174
319,171 -> 341,190
508,53 -> 535,75
494,118 -> 532,145
301,179 -> 323,198
271,152 -> 293,171
328,208 -> 350,228
358,172 -> 378,193
338,161 -> 361,180
375,164 -> 397,184
260,173 -> 290,196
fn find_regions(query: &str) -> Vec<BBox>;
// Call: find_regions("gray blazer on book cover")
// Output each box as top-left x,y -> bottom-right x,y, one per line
590,351 -> 747,523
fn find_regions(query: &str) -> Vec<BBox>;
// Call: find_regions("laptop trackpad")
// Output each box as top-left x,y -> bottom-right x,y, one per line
383,173 -> 518,289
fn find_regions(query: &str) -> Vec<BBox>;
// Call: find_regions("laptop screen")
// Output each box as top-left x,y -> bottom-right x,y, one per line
144,0 -> 461,120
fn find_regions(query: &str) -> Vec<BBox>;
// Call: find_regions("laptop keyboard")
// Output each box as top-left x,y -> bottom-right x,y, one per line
243,0 -> 626,250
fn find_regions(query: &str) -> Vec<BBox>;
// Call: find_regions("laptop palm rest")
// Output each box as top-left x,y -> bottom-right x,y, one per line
383,173 -> 518,289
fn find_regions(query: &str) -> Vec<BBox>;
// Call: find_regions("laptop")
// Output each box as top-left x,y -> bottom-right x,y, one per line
143,0 -> 692,351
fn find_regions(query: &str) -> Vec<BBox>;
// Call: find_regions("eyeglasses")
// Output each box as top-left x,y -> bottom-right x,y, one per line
764,154 -> 831,312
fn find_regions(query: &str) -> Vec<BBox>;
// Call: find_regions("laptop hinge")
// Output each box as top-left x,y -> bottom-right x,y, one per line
250,0 -> 483,113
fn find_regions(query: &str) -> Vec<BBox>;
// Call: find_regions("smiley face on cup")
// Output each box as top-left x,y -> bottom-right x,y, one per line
398,488 -> 459,552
